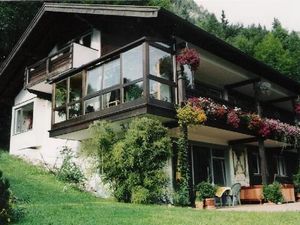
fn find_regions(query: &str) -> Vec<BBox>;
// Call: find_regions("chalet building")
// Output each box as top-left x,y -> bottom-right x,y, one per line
0,3 -> 299,201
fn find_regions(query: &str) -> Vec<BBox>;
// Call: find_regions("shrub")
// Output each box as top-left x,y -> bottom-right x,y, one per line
131,186 -> 150,204
196,181 -> 216,199
173,180 -> 190,206
56,146 -> 85,186
293,169 -> 300,193
0,170 -> 12,224
81,117 -> 172,204
263,182 -> 283,204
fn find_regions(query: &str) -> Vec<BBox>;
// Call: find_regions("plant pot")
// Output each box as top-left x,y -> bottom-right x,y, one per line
204,198 -> 216,209
195,200 -> 204,209
296,193 -> 300,202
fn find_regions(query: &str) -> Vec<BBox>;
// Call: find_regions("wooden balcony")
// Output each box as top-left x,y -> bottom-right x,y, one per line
25,43 -> 98,93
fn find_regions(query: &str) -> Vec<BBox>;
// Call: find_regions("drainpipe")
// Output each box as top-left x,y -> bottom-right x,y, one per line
254,83 -> 268,185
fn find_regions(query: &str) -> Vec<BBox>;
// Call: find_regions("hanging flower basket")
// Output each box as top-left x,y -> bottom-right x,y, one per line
295,103 -> 300,114
176,48 -> 200,71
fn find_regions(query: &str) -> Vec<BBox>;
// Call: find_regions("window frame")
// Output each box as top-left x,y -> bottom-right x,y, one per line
13,102 -> 34,135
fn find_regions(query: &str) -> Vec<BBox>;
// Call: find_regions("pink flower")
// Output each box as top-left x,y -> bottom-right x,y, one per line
227,110 -> 240,128
176,48 -> 200,71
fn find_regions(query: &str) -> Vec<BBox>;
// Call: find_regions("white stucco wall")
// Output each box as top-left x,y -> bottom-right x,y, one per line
9,89 -> 110,197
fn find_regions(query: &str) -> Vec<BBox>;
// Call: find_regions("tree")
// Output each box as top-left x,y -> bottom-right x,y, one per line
81,118 -> 172,204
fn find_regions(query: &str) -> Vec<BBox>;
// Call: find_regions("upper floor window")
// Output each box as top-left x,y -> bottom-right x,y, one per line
122,45 -> 143,83
14,102 -> 33,134
149,46 -> 173,80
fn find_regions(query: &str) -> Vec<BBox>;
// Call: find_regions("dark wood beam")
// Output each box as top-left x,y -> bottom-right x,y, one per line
224,78 -> 260,90
262,95 -> 297,104
228,137 -> 258,146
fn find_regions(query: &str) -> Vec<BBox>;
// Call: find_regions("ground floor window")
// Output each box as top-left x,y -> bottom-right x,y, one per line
274,155 -> 287,177
191,144 -> 228,186
14,102 -> 34,134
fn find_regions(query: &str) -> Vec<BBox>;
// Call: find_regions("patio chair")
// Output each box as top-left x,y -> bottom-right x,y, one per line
229,183 -> 241,206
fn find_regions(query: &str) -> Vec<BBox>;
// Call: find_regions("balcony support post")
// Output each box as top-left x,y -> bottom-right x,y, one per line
254,82 -> 268,185
292,98 -> 300,170
177,65 -> 186,105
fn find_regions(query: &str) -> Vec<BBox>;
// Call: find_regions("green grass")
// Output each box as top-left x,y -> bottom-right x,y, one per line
0,151 -> 299,225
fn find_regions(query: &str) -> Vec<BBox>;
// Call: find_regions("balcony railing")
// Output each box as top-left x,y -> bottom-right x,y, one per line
25,43 -> 98,89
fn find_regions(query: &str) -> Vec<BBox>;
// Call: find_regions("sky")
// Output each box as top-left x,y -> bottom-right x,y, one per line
194,0 -> 300,32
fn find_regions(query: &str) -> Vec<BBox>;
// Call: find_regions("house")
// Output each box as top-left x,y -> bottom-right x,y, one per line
0,3 -> 299,200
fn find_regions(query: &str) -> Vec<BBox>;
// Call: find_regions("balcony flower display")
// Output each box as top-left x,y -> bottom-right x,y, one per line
177,97 -> 300,145
176,48 -> 200,71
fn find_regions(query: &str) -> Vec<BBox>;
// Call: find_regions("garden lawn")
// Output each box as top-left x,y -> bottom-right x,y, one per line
0,151 -> 299,225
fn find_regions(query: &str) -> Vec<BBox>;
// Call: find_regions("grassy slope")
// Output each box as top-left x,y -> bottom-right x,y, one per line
0,152 -> 299,225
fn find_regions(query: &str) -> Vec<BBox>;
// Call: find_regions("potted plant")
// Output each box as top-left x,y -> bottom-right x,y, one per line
293,169 -> 300,202
195,191 -> 203,209
263,182 -> 283,204
196,181 -> 217,209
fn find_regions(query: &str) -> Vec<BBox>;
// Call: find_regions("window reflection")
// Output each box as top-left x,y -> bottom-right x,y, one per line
14,103 -> 33,134
122,45 -> 143,83
124,82 -> 143,102
55,80 -> 67,108
149,46 -> 173,80
69,103 -> 81,119
102,90 -> 120,109
87,66 -> 102,95
103,59 -> 120,89
149,80 -> 172,103
54,108 -> 66,123
69,73 -> 82,102
85,97 -> 101,114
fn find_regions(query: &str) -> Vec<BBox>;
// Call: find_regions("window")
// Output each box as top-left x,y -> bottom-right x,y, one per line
84,96 -> 101,114
149,46 -> 173,80
86,66 -> 102,95
14,102 -> 34,134
252,152 -> 260,175
212,149 -> 226,186
103,59 -> 120,89
102,90 -> 120,109
122,45 -> 143,83
124,82 -> 143,102
275,155 -> 286,176
55,80 -> 67,108
149,80 -> 173,103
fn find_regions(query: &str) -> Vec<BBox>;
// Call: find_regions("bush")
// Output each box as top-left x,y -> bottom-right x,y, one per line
173,180 -> 190,206
56,146 -> 85,186
0,170 -> 12,224
263,182 -> 283,204
131,186 -> 150,204
196,181 -> 216,199
293,169 -> 300,193
81,117 -> 172,204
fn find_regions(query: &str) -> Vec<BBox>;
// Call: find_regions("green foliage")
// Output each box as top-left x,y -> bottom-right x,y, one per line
0,170 -> 11,224
81,117 -> 172,204
263,182 -> 283,204
1,152 -> 300,225
293,169 -> 300,193
196,181 -> 216,199
172,180 -> 190,206
56,146 -> 85,186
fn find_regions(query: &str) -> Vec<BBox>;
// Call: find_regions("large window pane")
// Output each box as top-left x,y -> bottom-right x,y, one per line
87,66 -> 102,95
85,97 -> 101,114
14,103 -> 33,134
122,45 -> 143,83
69,103 -> 81,119
149,46 -> 173,80
124,82 -> 143,102
55,80 -> 67,107
102,90 -> 120,109
54,108 -> 66,123
149,80 -> 172,103
103,59 -> 120,89
69,73 -> 82,102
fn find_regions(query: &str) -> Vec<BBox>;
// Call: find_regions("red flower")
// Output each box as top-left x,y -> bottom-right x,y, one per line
176,48 -> 200,71
227,110 -> 240,128
259,123 -> 271,138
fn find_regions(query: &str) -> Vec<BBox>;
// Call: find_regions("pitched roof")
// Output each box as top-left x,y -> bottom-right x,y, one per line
1,3 -> 299,96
